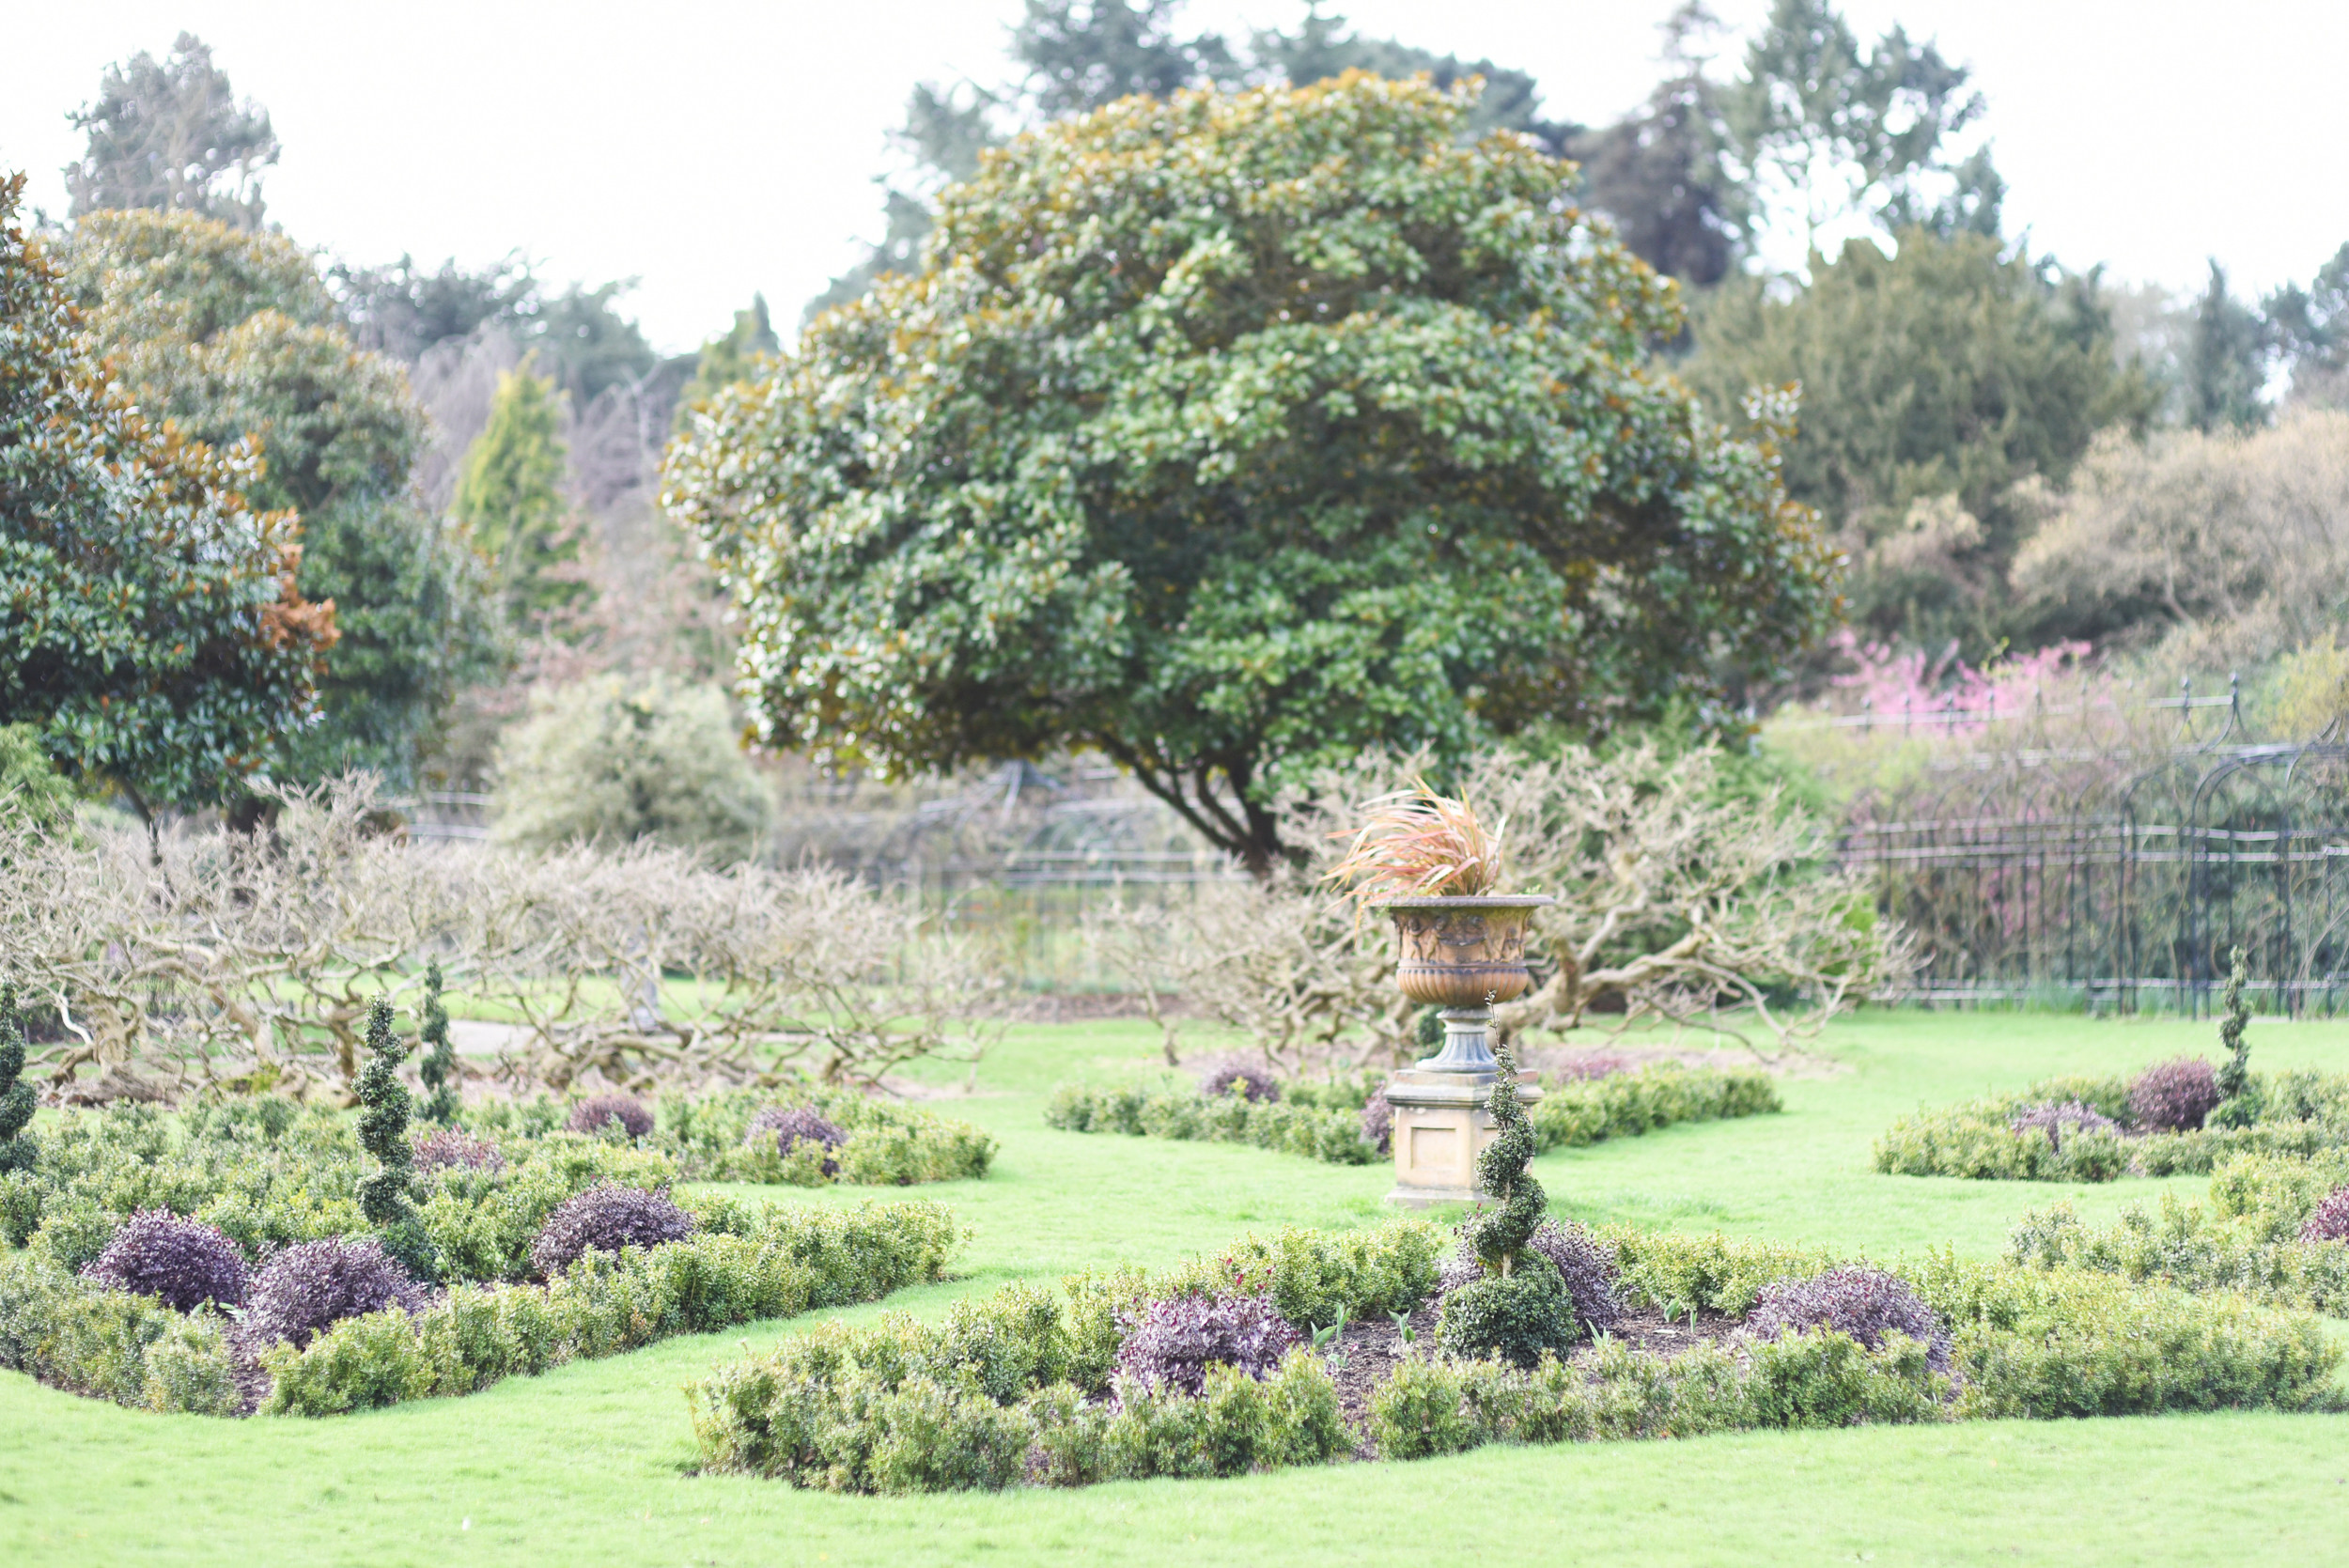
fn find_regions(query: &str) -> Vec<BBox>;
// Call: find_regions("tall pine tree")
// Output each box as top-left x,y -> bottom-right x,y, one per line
453,365 -> 589,623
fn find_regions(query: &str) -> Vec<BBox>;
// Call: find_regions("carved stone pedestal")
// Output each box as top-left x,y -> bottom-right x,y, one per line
1383,1064 -> 1544,1207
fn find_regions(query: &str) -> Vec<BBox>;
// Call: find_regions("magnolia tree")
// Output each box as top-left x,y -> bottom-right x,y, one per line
665,75 -> 1837,877
0,777 -> 1001,1099
1111,743 -> 1911,1068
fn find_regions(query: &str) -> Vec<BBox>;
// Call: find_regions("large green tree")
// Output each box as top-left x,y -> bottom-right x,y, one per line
1680,230 -> 2159,657
59,211 -> 503,786
64,33 -> 279,228
0,177 -> 332,814
668,78 -> 1836,873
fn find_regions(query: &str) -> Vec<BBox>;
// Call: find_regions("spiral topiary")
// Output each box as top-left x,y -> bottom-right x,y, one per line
2211,947 -> 2260,1128
415,961 -> 459,1126
1438,1219 -> 1620,1336
242,1235 -> 424,1349
2130,1055 -> 2221,1133
0,981 -> 33,1173
1438,1041 -> 1577,1367
80,1209 -> 249,1311
568,1094 -> 652,1140
355,997 -> 413,1224
744,1106 -> 844,1175
1203,1063 -> 1280,1103
528,1182 -> 694,1277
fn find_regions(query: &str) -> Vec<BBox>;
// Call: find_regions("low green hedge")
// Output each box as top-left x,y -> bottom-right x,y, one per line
1874,1070 -> 2349,1182
688,1219 -> 2342,1493
1044,1063 -> 1780,1167
0,1198 -> 959,1419
2002,1151 -> 2349,1316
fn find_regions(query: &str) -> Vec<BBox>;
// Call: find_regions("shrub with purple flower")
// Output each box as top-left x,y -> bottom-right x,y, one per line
745,1106 -> 846,1175
2302,1186 -> 2349,1246
412,1127 -> 506,1173
1115,1291 -> 1299,1396
1203,1064 -> 1280,1104
243,1236 -> 424,1348
1748,1266 -> 1949,1371
80,1209 -> 249,1312
2008,1101 -> 2121,1150
568,1094 -> 653,1140
1360,1087 -> 1392,1155
528,1182 -> 694,1277
2129,1057 -> 2220,1133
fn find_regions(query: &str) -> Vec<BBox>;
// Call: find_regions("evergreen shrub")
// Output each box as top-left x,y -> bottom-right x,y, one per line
0,983 -> 34,1173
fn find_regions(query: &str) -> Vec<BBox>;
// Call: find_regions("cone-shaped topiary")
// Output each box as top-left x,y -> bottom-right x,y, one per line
1438,1042 -> 1576,1366
0,981 -> 33,1173
415,961 -> 459,1126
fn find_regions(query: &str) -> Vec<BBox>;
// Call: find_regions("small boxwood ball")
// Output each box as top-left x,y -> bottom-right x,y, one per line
1437,1252 -> 1577,1368
529,1182 -> 694,1277
567,1094 -> 653,1140
80,1209 -> 249,1312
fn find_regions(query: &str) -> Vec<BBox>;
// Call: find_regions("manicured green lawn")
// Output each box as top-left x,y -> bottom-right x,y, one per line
6,1008 -> 2347,1566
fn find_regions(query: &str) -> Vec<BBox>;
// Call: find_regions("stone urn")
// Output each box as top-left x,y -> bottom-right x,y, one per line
1375,894 -> 1553,1206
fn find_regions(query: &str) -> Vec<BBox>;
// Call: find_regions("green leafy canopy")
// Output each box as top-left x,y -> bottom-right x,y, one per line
667,75 -> 1837,869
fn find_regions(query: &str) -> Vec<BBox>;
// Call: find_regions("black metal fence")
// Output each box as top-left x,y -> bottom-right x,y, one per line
1832,694 -> 2349,1016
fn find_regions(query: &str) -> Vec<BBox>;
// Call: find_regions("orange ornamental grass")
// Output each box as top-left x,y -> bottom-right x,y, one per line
1325,776 -> 1506,906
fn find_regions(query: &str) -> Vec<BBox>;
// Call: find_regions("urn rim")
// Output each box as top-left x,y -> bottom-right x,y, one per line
1370,893 -> 1555,911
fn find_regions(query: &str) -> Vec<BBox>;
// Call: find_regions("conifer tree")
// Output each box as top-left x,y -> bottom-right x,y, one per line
0,982 -> 35,1173
453,365 -> 588,622
415,962 -> 459,1126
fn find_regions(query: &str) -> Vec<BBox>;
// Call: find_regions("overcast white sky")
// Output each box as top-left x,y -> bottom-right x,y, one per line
3,1 -> 2342,353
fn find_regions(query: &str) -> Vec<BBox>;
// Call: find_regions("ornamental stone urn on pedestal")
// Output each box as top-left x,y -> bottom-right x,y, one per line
1377,894 -> 1553,1206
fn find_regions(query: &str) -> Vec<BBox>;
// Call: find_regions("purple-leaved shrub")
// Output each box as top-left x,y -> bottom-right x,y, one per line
1437,1219 -> 1621,1335
1361,1088 -> 1392,1156
745,1107 -> 845,1174
2008,1100 -> 2121,1149
1203,1064 -> 1280,1103
412,1128 -> 506,1173
2302,1187 -> 2349,1245
1748,1266 -> 1950,1371
568,1094 -> 653,1140
2129,1057 -> 2221,1133
80,1209 -> 249,1312
1548,1050 -> 1630,1082
243,1236 -> 424,1348
1114,1292 -> 1299,1396
528,1182 -> 694,1277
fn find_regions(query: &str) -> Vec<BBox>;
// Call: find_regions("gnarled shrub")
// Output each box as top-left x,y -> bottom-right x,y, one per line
744,1107 -> 844,1175
244,1236 -> 424,1349
412,1128 -> 506,1173
1748,1265 -> 1949,1371
2131,1057 -> 2220,1133
568,1094 -> 653,1140
1115,1292 -> 1299,1397
2009,1101 -> 2121,1149
528,1182 -> 693,1277
79,1209 -> 249,1312
1203,1064 -> 1280,1103
2302,1187 -> 2349,1246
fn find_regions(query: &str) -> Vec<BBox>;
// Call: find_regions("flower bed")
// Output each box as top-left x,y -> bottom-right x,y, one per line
686,1218 -> 2341,1494
1044,1063 -> 1779,1166
1873,1066 -> 2349,1182
0,1097 -> 959,1417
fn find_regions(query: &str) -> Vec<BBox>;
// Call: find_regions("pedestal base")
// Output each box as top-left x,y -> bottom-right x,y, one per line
1383,1066 -> 1542,1207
